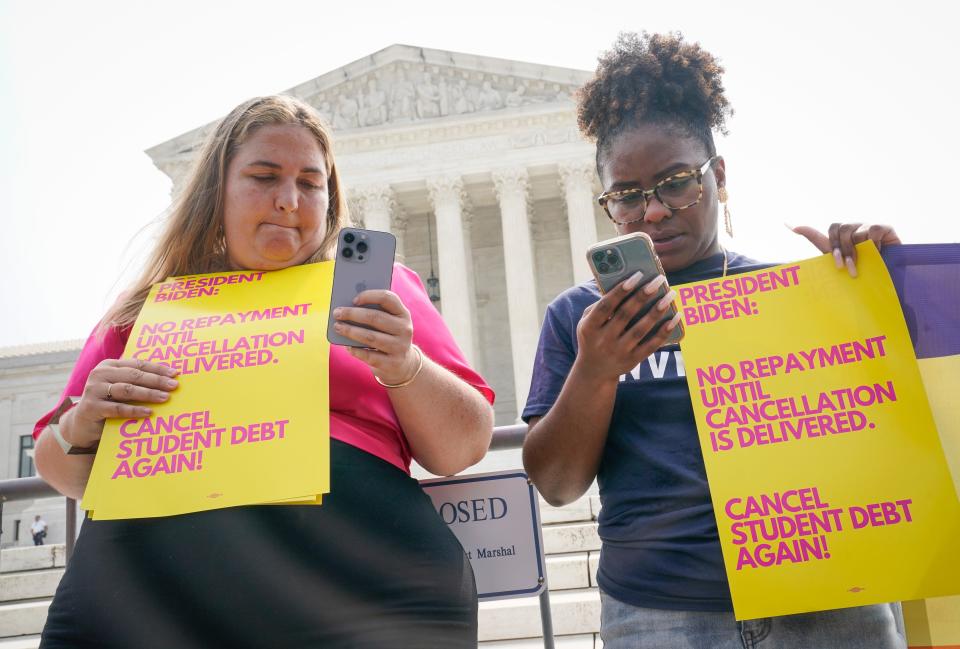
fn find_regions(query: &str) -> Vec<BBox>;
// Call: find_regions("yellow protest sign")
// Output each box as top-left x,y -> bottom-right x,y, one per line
904,594 -> 960,649
904,358 -> 960,648
82,262 -> 333,519
677,243 -> 960,620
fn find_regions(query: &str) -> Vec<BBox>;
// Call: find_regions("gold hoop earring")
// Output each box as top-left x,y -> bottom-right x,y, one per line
718,186 -> 732,238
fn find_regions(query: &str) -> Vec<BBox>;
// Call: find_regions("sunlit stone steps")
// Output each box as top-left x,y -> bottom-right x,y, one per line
477,493 -> 603,645
0,635 -> 40,649
0,546 -> 64,574
0,569 -> 63,602
0,545 -> 65,644
0,601 -> 49,640
479,587 -> 601,642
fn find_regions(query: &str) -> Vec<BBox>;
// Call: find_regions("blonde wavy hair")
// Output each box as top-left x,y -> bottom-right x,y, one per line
104,95 -> 348,330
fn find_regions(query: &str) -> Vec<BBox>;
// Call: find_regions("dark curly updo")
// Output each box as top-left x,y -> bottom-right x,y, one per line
577,31 -> 733,169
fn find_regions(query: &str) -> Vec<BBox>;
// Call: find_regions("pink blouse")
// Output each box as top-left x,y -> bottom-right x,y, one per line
34,264 -> 494,474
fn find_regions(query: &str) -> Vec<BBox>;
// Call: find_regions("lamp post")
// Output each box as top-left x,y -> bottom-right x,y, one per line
426,214 -> 441,303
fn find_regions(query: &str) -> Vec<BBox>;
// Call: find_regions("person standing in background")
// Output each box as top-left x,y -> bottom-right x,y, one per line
30,514 -> 47,546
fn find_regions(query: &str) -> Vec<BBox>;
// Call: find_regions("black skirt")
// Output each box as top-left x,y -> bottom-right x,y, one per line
41,439 -> 477,649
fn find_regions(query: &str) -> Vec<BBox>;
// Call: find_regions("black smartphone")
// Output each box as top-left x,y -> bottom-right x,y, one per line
327,228 -> 397,347
586,232 -> 684,345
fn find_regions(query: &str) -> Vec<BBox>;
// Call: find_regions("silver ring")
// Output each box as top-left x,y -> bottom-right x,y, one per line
105,384 -> 114,401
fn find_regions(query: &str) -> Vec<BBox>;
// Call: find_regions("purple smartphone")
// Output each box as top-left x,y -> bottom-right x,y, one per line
326,228 -> 397,347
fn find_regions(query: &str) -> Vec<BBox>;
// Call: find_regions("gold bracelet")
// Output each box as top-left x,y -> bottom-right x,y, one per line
375,345 -> 424,388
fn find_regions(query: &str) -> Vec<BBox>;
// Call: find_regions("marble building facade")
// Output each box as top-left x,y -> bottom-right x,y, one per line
1,45 -> 613,543
149,44 -> 614,422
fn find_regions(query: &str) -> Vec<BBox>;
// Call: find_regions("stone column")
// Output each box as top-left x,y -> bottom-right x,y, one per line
492,167 -> 540,417
346,196 -> 365,228
390,212 -> 409,264
559,160 -> 600,284
0,397 -> 13,478
427,176 -> 476,363
353,184 -> 395,234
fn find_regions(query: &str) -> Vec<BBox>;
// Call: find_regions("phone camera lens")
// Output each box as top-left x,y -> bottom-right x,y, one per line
356,241 -> 368,254
342,247 -> 353,258
344,232 -> 356,244
597,262 -> 610,273
592,251 -> 605,263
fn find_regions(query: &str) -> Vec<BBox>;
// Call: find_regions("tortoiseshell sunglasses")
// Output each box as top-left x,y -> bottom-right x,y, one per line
597,156 -> 719,225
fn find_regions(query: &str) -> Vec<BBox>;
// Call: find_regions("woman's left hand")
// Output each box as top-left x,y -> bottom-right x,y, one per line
332,290 -> 420,385
792,222 -> 901,277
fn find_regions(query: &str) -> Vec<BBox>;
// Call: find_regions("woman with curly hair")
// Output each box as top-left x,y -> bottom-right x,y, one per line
522,32 -> 904,648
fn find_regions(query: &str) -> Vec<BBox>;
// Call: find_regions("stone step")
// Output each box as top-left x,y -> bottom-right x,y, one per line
479,633 -> 598,648
538,494 -> 598,525
545,551 -> 603,591
479,588 -> 600,642
546,553 -> 589,591
0,601 -> 50,638
1,569 -> 63,602
0,547 -> 65,574
0,635 -> 40,649
542,523 -> 601,555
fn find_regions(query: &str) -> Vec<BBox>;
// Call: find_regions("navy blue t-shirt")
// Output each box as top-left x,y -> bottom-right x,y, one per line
522,251 -> 770,612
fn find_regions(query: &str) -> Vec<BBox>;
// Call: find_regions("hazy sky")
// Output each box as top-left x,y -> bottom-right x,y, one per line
1,0 -> 957,348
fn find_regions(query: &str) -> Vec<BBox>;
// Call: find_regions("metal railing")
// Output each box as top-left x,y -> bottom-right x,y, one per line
0,476 -> 77,568
0,424 -> 556,648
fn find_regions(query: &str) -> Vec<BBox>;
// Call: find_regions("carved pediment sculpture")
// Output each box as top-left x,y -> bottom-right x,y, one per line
146,45 -> 592,186
305,61 -> 580,131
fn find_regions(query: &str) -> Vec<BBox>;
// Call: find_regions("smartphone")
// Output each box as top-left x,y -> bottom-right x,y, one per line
327,227 -> 397,347
586,232 -> 684,345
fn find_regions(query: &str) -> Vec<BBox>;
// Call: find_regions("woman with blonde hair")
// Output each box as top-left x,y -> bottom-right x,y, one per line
33,95 -> 495,649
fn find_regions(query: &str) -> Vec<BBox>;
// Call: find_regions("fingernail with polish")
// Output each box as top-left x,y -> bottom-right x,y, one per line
845,256 -> 858,278
658,290 -> 677,311
833,249 -> 843,269
644,275 -> 666,295
666,313 -> 682,331
623,271 -> 644,291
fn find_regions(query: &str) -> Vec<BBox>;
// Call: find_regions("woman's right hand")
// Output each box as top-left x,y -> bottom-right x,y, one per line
65,359 -> 179,449
575,272 -> 681,382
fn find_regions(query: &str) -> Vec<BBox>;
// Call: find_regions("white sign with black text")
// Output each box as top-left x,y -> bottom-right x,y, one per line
420,470 -> 546,601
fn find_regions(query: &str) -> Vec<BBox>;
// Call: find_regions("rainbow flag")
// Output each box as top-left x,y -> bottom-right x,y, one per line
885,244 -> 960,649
